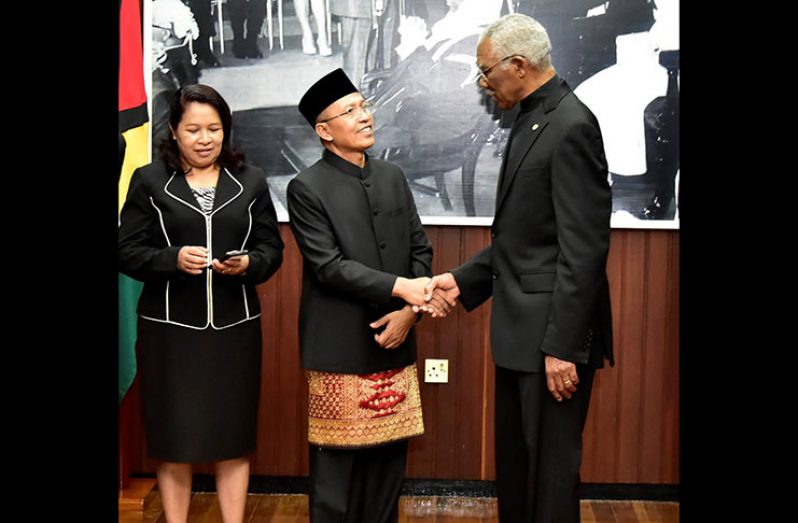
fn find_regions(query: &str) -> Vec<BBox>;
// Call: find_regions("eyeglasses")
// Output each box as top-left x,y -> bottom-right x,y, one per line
477,55 -> 519,83
318,101 -> 376,123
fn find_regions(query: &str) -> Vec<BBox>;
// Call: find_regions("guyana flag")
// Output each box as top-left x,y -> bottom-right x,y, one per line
119,0 -> 149,403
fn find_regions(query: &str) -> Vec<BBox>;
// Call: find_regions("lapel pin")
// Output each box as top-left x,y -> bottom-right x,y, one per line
531,123 -> 540,131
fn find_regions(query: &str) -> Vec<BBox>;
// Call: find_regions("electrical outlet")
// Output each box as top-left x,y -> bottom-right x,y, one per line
424,358 -> 449,383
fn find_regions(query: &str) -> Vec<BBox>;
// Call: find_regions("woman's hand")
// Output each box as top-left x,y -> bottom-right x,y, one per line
211,254 -> 250,276
177,246 -> 209,275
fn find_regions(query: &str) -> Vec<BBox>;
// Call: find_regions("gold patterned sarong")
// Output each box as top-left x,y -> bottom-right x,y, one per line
307,363 -> 424,448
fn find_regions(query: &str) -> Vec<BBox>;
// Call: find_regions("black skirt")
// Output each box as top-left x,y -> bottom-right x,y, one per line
137,317 -> 262,463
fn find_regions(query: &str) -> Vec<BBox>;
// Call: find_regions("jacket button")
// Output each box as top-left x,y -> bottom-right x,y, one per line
364,181 -> 371,188
492,272 -> 498,280
491,230 -> 496,239
380,241 -> 387,249
373,209 -> 379,216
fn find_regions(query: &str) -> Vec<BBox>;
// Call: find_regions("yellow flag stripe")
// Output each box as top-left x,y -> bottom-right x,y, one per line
119,122 -> 151,214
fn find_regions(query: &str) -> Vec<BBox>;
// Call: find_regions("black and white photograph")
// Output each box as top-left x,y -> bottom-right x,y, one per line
146,0 -> 679,228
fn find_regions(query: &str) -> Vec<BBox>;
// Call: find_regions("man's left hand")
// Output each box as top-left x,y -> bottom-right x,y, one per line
370,305 -> 416,349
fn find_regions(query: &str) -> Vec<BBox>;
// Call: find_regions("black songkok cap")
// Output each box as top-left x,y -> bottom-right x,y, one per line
298,68 -> 359,126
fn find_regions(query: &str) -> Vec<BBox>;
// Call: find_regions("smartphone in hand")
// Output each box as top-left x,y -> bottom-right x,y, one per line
219,249 -> 248,262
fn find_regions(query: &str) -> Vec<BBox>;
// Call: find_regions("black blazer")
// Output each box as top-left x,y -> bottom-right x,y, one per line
118,160 -> 284,329
287,150 -> 433,374
453,75 -> 613,372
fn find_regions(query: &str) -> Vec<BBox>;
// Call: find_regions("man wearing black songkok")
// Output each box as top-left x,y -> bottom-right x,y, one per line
287,68 -> 453,522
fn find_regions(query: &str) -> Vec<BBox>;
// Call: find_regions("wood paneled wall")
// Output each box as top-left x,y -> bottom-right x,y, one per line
127,225 -> 679,485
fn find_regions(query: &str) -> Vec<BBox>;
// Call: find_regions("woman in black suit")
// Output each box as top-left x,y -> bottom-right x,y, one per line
119,84 -> 283,523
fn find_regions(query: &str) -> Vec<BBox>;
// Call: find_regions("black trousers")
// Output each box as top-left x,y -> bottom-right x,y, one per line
494,364 -> 596,523
227,0 -> 266,50
187,0 -> 214,58
309,440 -> 408,523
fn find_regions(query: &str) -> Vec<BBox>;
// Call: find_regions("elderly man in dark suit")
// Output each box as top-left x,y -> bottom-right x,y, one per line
422,14 -> 614,523
288,68 -> 451,523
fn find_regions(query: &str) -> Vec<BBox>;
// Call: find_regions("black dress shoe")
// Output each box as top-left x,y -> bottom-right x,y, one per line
232,41 -> 247,59
199,54 -> 221,68
245,43 -> 263,59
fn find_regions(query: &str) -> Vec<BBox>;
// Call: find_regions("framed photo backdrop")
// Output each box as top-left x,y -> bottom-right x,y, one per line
145,0 -> 679,228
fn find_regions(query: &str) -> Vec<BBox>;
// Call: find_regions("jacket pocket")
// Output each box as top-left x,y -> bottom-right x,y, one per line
519,272 -> 555,293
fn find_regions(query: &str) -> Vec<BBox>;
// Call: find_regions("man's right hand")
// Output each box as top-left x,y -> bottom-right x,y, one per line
391,276 -> 431,306
413,273 -> 460,317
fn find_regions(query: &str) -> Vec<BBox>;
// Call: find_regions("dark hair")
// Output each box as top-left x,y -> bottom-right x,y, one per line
157,84 -> 246,173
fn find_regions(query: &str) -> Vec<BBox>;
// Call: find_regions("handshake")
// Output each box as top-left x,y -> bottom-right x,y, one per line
391,273 -> 461,318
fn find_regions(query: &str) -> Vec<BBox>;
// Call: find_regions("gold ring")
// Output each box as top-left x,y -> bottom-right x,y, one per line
563,379 -> 572,385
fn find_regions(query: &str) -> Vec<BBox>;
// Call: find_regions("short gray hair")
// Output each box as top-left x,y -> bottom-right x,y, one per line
479,14 -> 552,71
